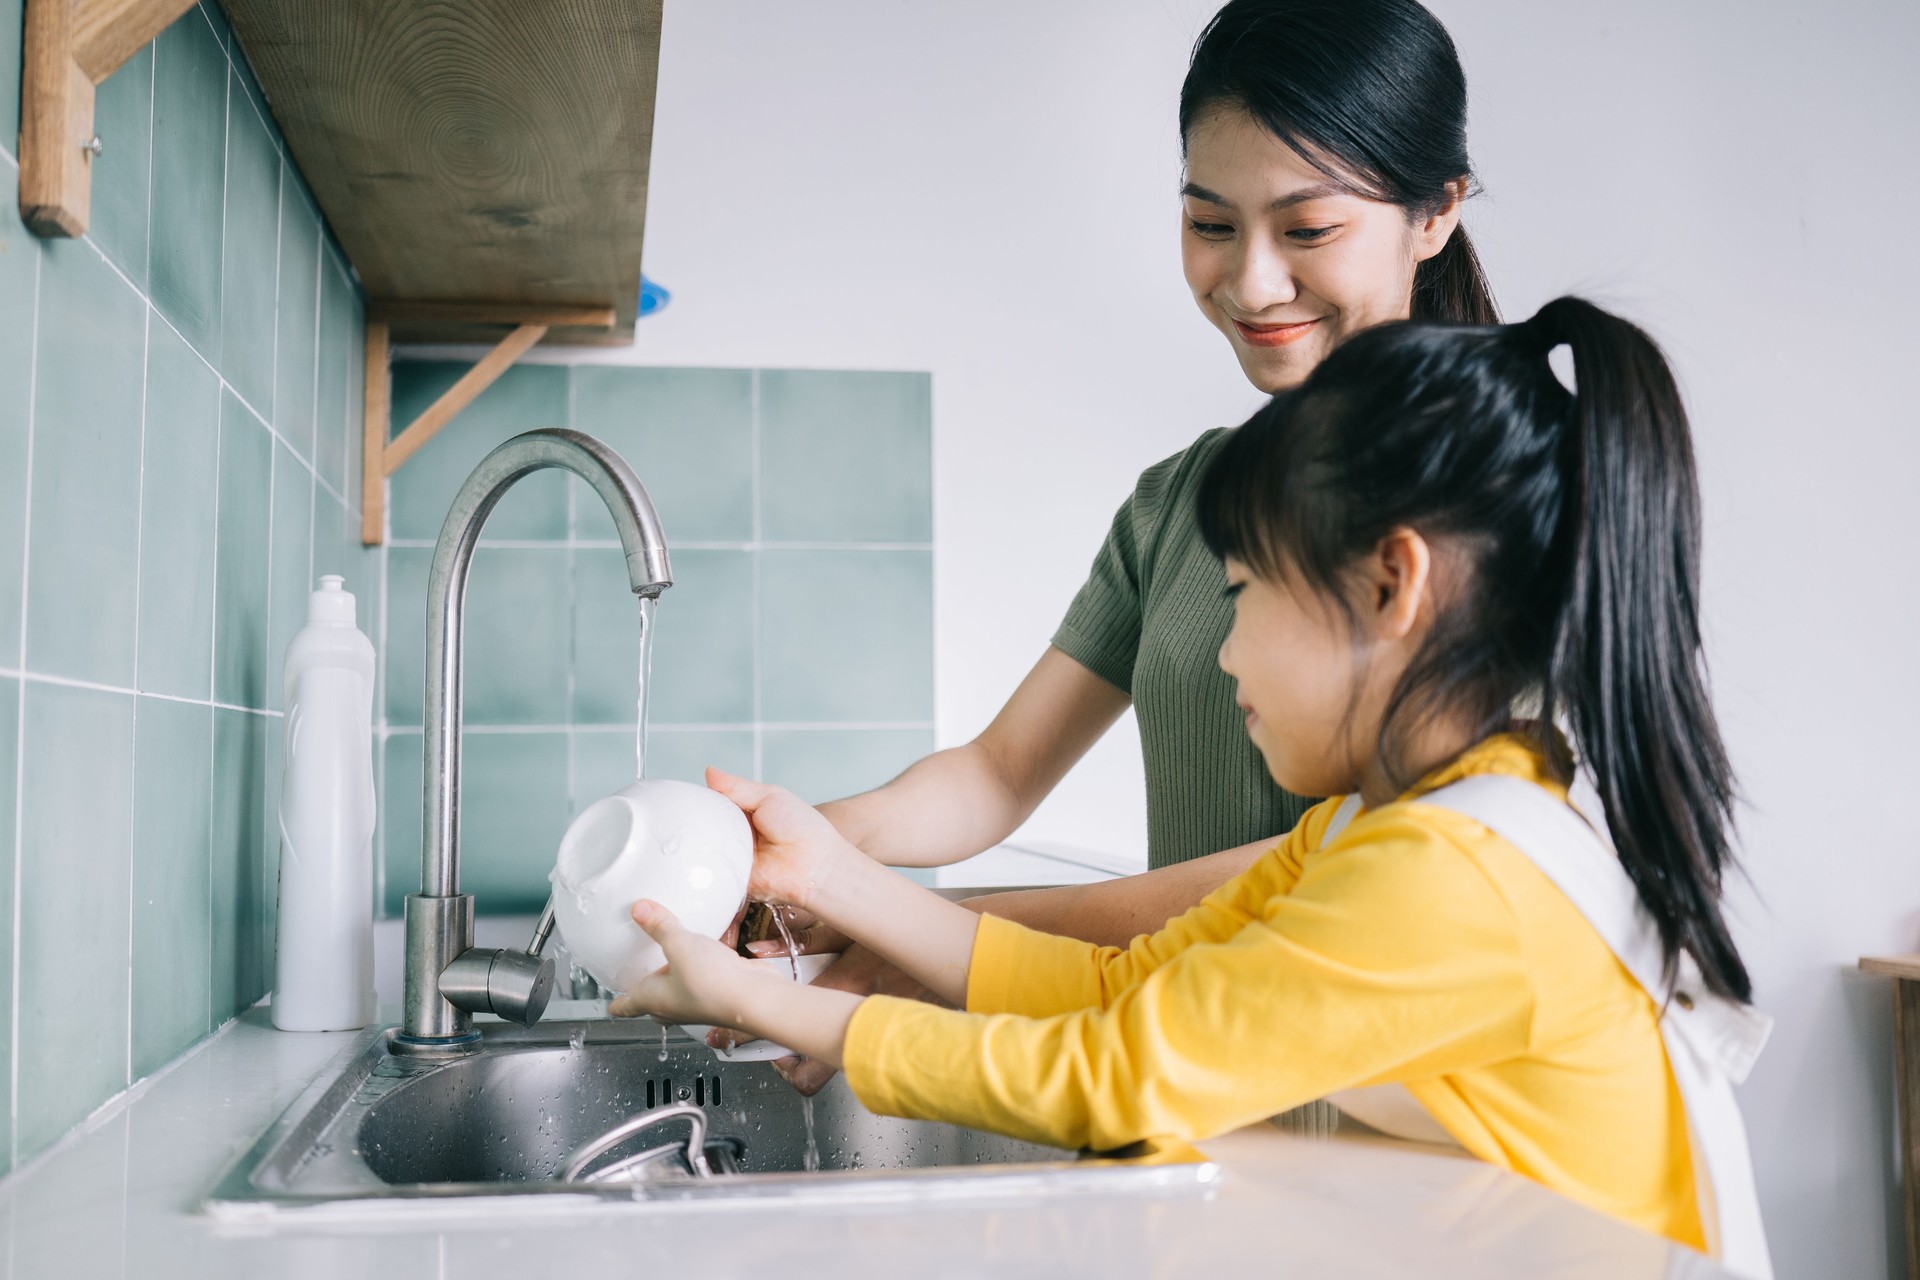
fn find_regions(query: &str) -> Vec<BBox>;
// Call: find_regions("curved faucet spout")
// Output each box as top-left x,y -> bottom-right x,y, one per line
401,429 -> 672,1047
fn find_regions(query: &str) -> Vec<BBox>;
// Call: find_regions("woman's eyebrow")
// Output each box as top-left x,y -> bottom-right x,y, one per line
1180,180 -> 1349,212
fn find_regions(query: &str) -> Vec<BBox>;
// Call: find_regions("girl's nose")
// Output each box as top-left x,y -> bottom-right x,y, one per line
1221,237 -> 1299,316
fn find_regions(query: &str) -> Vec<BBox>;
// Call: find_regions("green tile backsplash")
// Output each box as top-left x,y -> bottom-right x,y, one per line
25,237 -> 147,687
0,2 -> 932,1173
149,10 -> 229,353
0,3 -> 366,1172
377,362 -> 934,914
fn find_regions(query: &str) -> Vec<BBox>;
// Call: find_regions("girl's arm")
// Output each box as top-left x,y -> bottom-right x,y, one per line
817,647 -> 1130,868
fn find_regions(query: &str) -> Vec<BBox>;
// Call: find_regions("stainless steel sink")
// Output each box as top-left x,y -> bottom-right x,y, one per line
204,1014 -> 1217,1218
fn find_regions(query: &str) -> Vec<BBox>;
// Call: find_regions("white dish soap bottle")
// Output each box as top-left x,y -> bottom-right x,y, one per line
272,574 -> 378,1031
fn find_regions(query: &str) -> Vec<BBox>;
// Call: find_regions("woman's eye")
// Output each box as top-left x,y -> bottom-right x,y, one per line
1187,219 -> 1235,240
1287,225 -> 1338,243
1222,582 -> 1245,600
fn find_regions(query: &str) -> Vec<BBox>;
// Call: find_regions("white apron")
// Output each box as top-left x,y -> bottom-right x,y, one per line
1314,776 -> 1775,1279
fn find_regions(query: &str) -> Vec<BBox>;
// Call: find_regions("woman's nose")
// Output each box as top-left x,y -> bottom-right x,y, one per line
1222,237 -> 1298,315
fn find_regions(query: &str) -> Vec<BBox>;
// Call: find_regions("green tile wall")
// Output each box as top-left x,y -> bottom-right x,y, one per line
0,0 -> 932,1170
0,4 -> 370,1171
378,364 -> 935,915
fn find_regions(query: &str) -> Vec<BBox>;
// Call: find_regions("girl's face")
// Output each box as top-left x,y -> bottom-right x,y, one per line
1218,535 -> 1452,807
1217,558 -> 1370,799
1181,106 -> 1462,394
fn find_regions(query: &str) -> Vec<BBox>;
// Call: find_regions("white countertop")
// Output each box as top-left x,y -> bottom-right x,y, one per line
0,1006 -> 1734,1279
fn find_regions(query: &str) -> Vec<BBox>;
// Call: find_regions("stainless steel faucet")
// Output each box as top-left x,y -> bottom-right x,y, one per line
396,429 -> 672,1052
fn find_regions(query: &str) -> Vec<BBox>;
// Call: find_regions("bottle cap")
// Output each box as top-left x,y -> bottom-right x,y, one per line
308,575 -> 357,627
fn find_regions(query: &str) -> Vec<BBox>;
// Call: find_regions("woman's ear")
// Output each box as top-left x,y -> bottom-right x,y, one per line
1411,178 -> 1467,264
1369,528 -> 1432,641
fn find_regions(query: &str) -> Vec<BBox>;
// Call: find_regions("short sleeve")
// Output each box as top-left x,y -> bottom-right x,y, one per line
1050,439 -> 1209,694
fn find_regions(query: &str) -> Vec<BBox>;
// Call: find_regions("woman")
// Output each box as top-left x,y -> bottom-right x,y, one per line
752,0 -> 1503,1087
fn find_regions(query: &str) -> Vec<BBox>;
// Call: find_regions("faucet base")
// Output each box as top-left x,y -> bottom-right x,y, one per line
388,1028 -> 484,1056
401,892 -> 475,1041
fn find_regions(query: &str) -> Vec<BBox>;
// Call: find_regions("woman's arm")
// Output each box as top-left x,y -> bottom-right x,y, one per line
818,647 -> 1130,868
957,837 -> 1274,946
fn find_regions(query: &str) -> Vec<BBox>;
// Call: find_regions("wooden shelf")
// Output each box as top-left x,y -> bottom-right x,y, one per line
222,0 -> 662,347
1862,956 -> 1920,982
19,0 -> 203,235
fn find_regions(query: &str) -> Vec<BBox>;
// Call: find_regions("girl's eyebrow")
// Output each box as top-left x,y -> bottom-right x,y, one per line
1180,180 -> 1350,213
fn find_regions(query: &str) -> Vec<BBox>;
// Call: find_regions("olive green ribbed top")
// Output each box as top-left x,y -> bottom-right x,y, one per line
1052,427 -> 1316,869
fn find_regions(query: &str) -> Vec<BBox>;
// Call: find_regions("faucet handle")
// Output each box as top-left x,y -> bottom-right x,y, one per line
439,945 -> 556,1026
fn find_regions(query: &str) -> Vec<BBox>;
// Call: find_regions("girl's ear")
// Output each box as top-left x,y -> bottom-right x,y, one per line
1369,527 -> 1432,641
1411,178 -> 1466,264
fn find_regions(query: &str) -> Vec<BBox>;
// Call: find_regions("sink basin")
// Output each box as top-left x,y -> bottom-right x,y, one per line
205,1013 -> 1217,1217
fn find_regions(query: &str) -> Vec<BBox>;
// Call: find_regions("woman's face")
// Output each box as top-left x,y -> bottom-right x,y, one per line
1181,106 -> 1460,394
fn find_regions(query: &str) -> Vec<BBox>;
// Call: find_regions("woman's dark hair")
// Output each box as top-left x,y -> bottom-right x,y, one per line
1197,297 -> 1750,1003
1181,0 -> 1499,325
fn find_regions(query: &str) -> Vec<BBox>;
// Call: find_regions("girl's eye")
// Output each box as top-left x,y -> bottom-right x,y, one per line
1287,225 -> 1338,243
1187,219 -> 1235,240
1222,582 -> 1245,600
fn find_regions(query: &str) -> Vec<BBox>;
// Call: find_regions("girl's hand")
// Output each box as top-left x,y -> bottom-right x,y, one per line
608,900 -> 782,1029
706,768 -> 860,914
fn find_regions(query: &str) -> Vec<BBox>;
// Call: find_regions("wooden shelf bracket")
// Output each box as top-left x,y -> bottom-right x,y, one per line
20,0 -> 201,235
359,302 -> 617,545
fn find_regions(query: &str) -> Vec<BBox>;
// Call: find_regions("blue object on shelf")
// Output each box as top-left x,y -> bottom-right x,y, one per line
639,275 -> 671,317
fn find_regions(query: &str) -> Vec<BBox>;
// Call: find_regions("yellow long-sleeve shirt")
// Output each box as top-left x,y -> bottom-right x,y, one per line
842,735 -> 1704,1249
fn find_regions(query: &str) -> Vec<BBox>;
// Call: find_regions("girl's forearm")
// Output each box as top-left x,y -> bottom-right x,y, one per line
805,853 -> 983,1006
738,981 -> 864,1068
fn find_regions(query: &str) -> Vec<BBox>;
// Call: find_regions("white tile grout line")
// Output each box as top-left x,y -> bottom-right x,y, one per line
125,39 -> 161,1080
564,376 -> 580,801
384,538 -> 934,553
0,669 -> 285,718
750,370 -> 764,780
126,303 -> 156,1086
9,229 -> 43,1168
378,722 -> 935,736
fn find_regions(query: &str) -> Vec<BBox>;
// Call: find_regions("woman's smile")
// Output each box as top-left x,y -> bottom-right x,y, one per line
1233,317 -> 1321,348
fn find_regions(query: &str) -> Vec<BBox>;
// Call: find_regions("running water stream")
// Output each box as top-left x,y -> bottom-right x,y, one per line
637,592 -> 817,1171
635,595 -> 657,780
767,905 -> 802,982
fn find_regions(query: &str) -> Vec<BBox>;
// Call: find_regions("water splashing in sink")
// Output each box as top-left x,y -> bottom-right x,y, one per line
801,1095 -> 820,1173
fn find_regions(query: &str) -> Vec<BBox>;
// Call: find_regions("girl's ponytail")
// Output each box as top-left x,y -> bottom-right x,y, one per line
1198,294 -> 1751,1006
1528,298 -> 1750,1003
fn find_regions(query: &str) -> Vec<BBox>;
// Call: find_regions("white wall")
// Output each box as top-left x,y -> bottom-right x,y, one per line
472,3 -> 1920,1273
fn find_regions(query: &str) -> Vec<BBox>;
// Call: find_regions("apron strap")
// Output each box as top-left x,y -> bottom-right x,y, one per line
1415,774 -> 1774,1279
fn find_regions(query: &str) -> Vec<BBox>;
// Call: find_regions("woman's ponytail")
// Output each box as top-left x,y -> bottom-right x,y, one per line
1412,226 -> 1500,325
1530,298 -> 1750,1003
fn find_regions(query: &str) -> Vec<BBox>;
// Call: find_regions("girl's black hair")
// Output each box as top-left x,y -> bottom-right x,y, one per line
1181,0 -> 1499,325
1198,298 -> 1751,1003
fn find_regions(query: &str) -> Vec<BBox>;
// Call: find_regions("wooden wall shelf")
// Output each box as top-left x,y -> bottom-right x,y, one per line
1861,955 -> 1920,1278
19,0 -> 202,234
221,0 -> 662,347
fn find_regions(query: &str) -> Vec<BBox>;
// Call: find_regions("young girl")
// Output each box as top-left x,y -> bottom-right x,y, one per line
610,298 -> 1772,1276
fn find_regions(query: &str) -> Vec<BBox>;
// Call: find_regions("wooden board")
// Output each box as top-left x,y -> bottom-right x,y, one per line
222,0 -> 661,346
1863,957 -> 1920,982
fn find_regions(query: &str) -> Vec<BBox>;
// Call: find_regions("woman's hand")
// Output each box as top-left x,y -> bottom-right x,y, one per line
706,768 -> 861,913
608,900 -> 785,1030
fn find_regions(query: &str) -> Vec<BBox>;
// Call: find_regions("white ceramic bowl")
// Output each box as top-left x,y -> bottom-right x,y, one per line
550,778 -> 753,994
681,952 -> 839,1061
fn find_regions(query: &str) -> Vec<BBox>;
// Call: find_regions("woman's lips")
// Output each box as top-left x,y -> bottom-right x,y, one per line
1233,317 -> 1320,348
